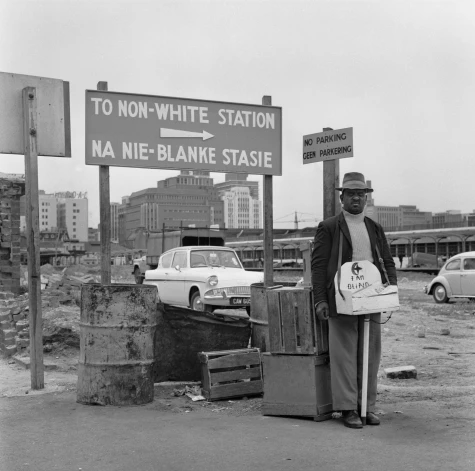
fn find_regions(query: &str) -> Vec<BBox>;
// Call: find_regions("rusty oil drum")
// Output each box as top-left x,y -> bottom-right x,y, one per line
77,284 -> 158,406
250,282 -> 295,352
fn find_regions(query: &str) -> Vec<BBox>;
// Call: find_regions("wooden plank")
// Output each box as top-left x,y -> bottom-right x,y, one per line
207,351 -> 261,370
295,290 -> 313,354
280,290 -> 297,353
266,289 -> 283,353
262,403 -> 317,417
63,81 -> 71,157
98,81 -> 111,285
262,95 -> 274,288
199,348 -> 258,361
23,87 -> 44,390
322,127 -> 340,220
207,379 -> 263,400
200,363 -> 211,393
210,366 -> 261,384
262,353 -> 333,419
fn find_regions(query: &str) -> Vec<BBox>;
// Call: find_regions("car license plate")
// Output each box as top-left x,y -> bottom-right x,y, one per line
230,297 -> 250,306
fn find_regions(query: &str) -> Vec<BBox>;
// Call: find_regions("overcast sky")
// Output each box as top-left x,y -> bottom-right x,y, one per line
1,0 -> 474,228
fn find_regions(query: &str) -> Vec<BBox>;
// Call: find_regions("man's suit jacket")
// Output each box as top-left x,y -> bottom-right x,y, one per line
311,212 -> 397,317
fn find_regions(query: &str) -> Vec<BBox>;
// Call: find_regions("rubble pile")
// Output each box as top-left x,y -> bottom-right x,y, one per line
0,264 -> 100,357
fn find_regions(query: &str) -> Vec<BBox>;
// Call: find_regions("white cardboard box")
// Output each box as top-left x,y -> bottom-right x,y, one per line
334,261 -> 400,316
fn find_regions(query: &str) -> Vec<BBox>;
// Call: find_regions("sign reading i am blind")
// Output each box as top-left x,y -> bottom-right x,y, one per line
334,261 -> 399,315
85,91 -> 282,176
302,127 -> 353,164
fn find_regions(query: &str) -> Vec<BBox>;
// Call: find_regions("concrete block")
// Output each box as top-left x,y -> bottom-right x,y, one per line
12,313 -> 26,322
3,329 -> 17,340
3,345 -> 17,356
384,366 -> 417,379
15,320 -> 29,332
15,338 -> 29,348
11,355 -> 58,370
4,336 -> 16,346
0,291 -> 14,300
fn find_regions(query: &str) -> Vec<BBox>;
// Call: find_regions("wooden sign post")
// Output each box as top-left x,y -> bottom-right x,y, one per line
302,126 -> 353,219
0,72 -> 71,390
23,87 -> 44,389
97,81 -> 111,285
262,95 -> 274,288
322,128 -> 340,220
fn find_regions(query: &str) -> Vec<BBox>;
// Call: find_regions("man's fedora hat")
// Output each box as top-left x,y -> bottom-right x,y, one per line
336,172 -> 373,192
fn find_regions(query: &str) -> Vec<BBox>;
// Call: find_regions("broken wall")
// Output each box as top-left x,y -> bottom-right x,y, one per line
0,173 -> 25,295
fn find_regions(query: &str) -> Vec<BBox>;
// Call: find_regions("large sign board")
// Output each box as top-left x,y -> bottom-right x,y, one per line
0,72 -> 71,157
85,91 -> 282,176
302,127 -> 353,164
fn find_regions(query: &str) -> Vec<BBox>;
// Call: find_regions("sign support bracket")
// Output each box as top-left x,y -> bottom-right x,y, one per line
23,86 -> 44,389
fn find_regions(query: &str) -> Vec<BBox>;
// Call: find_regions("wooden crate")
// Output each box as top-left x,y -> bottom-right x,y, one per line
262,353 -> 333,422
266,287 -> 328,355
198,348 -> 263,401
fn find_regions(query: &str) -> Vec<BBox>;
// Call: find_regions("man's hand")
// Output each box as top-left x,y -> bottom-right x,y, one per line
315,301 -> 330,321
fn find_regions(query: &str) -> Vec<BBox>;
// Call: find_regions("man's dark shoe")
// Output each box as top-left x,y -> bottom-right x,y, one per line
342,410 -> 363,429
366,412 -> 380,426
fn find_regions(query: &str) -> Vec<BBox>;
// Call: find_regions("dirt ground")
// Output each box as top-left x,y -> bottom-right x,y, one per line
1,270 -> 474,420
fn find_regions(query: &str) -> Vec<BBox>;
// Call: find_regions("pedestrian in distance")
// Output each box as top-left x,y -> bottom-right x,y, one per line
311,172 -> 397,429
398,253 -> 404,268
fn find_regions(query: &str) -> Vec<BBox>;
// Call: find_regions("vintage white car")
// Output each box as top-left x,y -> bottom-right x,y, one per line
425,251 -> 475,303
144,246 -> 264,312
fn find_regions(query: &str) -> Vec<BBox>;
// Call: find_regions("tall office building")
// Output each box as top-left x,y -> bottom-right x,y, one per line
119,171 -> 224,244
57,197 -> 88,241
215,174 -> 261,229
221,186 -> 261,229
20,192 -> 58,232
366,199 -> 432,231
214,173 -> 259,200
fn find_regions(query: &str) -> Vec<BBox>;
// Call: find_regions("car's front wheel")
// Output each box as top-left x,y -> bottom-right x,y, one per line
433,283 -> 449,304
190,291 -> 213,312
134,267 -> 143,285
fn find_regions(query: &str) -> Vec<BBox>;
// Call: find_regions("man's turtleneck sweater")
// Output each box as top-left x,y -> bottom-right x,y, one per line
342,209 -> 374,263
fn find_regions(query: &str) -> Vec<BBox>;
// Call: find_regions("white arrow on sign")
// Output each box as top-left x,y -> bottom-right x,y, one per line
160,128 -> 214,141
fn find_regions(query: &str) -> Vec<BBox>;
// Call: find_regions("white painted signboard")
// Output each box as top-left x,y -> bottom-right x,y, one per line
302,127 -> 353,164
85,91 -> 282,176
0,72 -> 71,157
334,260 -> 399,315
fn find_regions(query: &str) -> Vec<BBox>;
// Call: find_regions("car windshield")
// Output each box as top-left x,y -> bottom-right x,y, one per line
190,250 -> 243,269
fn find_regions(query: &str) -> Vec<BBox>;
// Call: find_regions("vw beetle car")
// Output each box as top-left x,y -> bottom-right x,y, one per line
144,246 -> 263,312
425,251 -> 475,303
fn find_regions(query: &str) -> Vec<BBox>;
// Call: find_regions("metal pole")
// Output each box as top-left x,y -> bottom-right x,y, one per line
361,314 -> 370,425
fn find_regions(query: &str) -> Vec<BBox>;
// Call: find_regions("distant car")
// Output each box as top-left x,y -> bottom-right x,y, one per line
144,246 -> 264,312
425,251 -> 475,303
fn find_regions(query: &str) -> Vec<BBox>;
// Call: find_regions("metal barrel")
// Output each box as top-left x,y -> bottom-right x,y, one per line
249,282 -> 295,352
77,284 -> 158,406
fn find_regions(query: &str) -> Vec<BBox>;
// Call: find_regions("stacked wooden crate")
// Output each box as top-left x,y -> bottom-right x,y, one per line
199,348 -> 263,401
262,287 -> 333,421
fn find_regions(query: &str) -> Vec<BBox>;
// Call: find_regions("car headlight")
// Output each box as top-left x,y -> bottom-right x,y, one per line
207,275 -> 219,286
